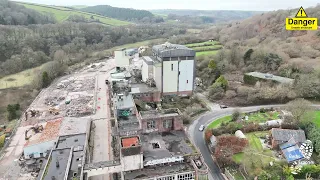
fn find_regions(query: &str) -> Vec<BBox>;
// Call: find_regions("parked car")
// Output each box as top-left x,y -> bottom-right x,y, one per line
220,105 -> 228,109
199,125 -> 205,131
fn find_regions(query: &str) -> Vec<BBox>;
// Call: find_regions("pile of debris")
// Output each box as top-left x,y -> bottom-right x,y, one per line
45,96 -> 65,106
56,77 -> 95,92
66,78 -> 95,92
65,96 -> 93,117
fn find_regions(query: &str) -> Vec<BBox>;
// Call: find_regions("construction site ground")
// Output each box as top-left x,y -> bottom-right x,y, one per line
0,58 -> 116,180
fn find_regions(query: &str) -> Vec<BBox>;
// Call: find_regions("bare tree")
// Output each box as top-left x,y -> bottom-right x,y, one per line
286,98 -> 314,123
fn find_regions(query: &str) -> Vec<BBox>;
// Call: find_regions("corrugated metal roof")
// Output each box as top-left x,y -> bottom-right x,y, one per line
245,72 -> 294,84
152,43 -> 195,58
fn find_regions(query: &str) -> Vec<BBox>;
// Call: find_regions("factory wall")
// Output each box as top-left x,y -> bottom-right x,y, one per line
142,61 -> 149,82
162,61 -> 178,93
115,50 -> 130,67
178,60 -> 194,93
24,140 -> 56,159
153,63 -> 162,92
140,116 -> 183,133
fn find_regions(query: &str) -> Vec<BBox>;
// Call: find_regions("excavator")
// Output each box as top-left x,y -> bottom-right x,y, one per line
25,124 -> 44,140
48,107 -> 59,115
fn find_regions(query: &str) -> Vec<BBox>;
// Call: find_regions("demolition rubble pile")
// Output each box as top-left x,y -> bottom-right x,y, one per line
65,96 -> 94,117
57,77 -> 95,92
42,76 -> 95,117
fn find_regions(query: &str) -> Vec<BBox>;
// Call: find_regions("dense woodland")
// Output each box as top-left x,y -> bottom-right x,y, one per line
82,5 -> 164,23
0,0 -> 55,25
0,23 -> 186,76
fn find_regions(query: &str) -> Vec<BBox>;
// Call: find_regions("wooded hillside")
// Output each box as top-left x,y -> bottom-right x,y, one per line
0,0 -> 55,25
151,9 -> 263,23
191,5 -> 320,105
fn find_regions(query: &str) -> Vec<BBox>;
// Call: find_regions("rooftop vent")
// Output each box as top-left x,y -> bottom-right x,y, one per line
162,42 -> 173,49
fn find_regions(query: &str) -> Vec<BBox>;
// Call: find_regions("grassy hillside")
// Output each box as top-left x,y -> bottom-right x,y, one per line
16,2 -> 131,26
70,5 -> 88,9
82,5 -> 154,21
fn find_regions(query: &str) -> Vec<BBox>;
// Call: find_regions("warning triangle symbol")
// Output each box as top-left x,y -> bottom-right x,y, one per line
295,7 -> 308,18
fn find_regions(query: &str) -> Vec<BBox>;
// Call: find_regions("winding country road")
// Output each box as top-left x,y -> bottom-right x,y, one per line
188,104 -> 320,180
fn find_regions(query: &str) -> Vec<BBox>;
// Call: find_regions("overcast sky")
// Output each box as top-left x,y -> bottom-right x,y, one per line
16,0 -> 319,11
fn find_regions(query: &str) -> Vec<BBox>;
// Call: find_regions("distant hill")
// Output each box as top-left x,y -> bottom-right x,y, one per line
82,5 -> 154,21
0,0 -> 55,25
70,5 -> 88,9
151,9 -> 264,23
16,2 -> 131,26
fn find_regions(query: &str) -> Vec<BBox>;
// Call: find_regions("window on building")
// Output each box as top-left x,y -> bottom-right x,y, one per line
178,173 -> 194,180
157,176 -> 175,180
40,153 -> 43,157
147,120 -> 155,129
179,71 -> 180,75
171,64 -> 173,71
187,80 -> 188,84
163,119 -> 173,129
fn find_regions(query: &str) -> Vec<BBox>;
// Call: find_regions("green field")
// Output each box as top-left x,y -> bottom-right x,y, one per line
70,5 -> 88,9
192,45 -> 223,51
233,131 -> 274,164
207,111 -> 280,130
196,50 -> 219,57
17,2 -> 131,26
186,41 -> 218,47
0,64 -> 48,89
313,111 -> 320,127
185,41 -> 222,58
207,115 -> 232,129
247,111 -> 279,123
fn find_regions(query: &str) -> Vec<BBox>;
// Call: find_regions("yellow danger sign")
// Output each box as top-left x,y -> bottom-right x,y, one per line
286,6 -> 318,30
295,7 -> 308,18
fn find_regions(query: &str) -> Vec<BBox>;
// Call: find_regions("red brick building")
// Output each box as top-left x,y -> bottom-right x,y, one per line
138,108 -> 183,133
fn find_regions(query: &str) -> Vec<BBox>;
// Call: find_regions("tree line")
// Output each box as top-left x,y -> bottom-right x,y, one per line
0,23 -> 187,77
0,0 -> 55,25
81,5 -> 164,23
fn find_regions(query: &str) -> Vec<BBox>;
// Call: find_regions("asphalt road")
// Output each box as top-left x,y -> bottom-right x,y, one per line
188,104 -> 287,180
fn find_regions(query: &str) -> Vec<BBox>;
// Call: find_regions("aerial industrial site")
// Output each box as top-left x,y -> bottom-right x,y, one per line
0,43 -> 208,180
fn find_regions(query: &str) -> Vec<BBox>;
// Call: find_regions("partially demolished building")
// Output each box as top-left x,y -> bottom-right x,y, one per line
83,43 -> 208,180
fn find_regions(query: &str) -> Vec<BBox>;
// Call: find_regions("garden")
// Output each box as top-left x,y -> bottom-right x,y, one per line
207,109 -> 280,129
205,101 -> 320,179
184,41 -> 223,57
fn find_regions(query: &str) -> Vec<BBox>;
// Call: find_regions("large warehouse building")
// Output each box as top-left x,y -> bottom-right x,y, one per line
142,42 -> 196,96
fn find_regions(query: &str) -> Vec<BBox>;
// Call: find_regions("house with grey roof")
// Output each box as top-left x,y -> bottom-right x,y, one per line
270,128 -> 306,149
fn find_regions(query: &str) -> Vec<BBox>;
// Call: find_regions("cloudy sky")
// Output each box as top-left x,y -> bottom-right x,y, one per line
16,0 -> 319,11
